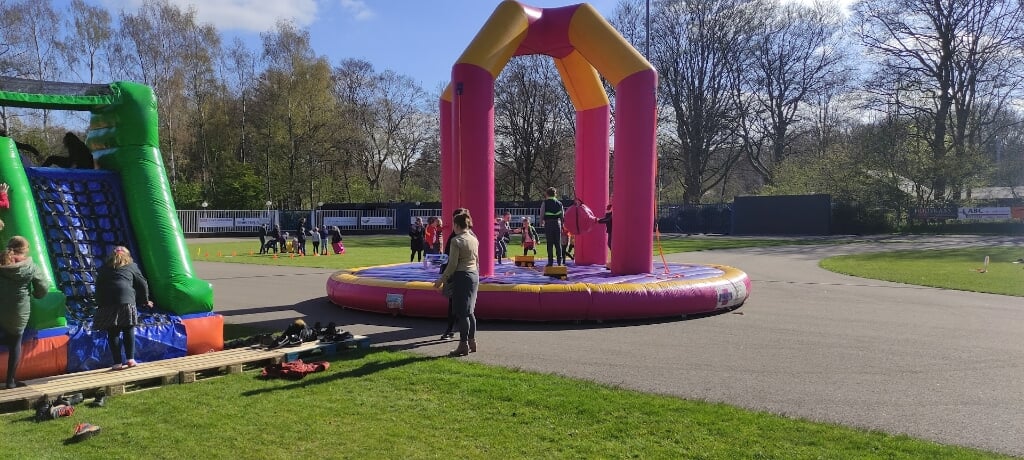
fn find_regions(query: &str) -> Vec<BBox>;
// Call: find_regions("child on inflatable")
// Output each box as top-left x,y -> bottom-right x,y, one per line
520,217 -> 538,256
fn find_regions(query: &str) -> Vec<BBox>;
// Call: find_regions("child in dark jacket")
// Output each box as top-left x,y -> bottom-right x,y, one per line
94,246 -> 152,370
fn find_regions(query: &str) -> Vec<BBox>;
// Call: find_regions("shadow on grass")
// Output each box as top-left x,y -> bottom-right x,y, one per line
240,350 -> 439,397
222,296 -> 739,350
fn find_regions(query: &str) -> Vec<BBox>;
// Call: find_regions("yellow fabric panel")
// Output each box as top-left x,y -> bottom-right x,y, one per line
478,283 -> 543,293
554,50 -> 609,111
456,1 -> 530,78
440,84 -> 453,103
568,3 -> 652,86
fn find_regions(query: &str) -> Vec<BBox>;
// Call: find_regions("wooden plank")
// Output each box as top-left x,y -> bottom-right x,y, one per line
0,337 -> 370,414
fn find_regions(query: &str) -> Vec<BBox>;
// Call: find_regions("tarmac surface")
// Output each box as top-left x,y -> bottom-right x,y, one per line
194,234 -> 1024,456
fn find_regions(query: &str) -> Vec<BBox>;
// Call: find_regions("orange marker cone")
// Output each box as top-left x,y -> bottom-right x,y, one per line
232,251 -> 237,257
273,253 -> 278,259
217,252 -> 222,258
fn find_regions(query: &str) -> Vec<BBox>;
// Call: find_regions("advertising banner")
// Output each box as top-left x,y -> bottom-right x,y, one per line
912,208 -> 957,220
197,217 -> 234,228
360,216 -> 393,226
234,217 -> 269,227
324,216 -> 358,227
957,207 -> 1012,220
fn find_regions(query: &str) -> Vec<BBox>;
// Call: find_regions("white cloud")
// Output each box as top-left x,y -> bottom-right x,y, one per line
339,0 -> 374,21
101,0 -> 319,32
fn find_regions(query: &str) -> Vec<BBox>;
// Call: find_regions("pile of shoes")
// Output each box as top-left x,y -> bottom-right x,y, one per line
224,332 -> 277,350
259,319 -> 355,349
34,393 -> 84,422
317,322 -> 354,344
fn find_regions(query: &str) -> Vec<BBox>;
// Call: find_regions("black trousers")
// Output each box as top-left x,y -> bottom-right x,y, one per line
543,219 -> 563,265
2,330 -> 23,388
108,326 -> 136,364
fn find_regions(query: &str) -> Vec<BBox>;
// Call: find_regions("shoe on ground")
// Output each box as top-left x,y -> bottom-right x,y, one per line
448,343 -> 470,357
110,364 -> 123,371
70,423 -> 101,443
58,393 -> 84,406
90,391 -> 107,408
34,398 -> 53,422
125,359 -> 138,368
50,404 -> 75,419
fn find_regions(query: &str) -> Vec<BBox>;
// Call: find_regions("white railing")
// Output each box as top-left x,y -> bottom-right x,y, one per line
178,208 -> 544,234
178,209 -> 279,234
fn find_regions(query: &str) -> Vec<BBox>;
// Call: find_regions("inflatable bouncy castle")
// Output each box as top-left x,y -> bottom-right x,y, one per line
328,2 -> 751,321
0,77 -> 221,381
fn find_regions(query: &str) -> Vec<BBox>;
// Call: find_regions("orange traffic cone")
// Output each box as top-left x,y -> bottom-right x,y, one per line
273,253 -> 278,259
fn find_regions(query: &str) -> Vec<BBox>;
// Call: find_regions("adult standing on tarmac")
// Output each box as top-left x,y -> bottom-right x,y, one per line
540,187 -> 565,266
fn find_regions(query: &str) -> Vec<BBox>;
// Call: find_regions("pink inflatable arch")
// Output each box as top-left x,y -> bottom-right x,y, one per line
440,0 -> 657,277
327,2 -> 751,322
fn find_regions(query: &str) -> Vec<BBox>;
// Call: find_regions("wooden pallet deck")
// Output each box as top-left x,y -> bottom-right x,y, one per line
0,335 -> 369,413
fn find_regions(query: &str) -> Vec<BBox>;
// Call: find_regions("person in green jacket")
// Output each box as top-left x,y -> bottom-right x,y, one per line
0,236 -> 49,389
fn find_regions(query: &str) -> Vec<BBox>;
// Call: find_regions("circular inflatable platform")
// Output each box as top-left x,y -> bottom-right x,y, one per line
327,261 -> 750,321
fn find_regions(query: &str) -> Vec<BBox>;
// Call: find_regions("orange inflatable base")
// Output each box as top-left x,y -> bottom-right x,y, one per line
182,314 -> 224,355
0,332 -> 69,382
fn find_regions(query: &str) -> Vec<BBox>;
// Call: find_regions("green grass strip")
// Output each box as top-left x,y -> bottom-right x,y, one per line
187,235 -> 835,270
821,246 -> 1024,297
0,350 -> 1008,459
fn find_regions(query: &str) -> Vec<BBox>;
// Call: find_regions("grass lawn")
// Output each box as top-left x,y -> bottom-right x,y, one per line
0,349 -> 1009,459
187,234 -> 835,270
821,246 -> 1024,297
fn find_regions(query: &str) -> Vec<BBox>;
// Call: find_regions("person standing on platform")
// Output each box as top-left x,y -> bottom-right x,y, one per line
597,204 -> 613,250
409,217 -> 425,262
95,246 -> 152,370
540,187 -> 565,266
0,236 -> 49,388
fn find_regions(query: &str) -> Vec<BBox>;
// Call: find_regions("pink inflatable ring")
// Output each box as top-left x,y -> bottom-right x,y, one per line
327,261 -> 749,321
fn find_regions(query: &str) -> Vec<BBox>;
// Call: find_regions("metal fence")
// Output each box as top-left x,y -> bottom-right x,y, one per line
178,210 -> 279,235
180,209 -> 398,235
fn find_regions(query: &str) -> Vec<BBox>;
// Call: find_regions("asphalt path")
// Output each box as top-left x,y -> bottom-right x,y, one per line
194,234 -> 1024,456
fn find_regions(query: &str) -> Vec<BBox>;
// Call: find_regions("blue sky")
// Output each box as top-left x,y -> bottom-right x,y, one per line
94,0 -> 852,91
98,0 -> 620,91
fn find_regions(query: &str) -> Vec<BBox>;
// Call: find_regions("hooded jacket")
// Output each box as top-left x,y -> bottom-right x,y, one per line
0,258 -> 48,334
95,262 -> 150,307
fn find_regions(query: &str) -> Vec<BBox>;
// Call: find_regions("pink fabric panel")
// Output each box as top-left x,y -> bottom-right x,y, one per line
610,70 -> 657,275
399,288 -> 450,318
440,98 -> 455,222
476,290 -> 541,320
451,63 -> 496,277
575,105 -> 610,266
514,4 -> 578,59
536,289 -> 592,320
327,279 -> 392,315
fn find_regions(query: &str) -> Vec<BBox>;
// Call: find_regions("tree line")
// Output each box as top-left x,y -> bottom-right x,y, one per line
0,0 -> 1021,210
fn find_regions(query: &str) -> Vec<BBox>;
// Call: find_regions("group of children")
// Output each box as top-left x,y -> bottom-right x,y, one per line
491,213 -> 573,264
259,222 -> 345,256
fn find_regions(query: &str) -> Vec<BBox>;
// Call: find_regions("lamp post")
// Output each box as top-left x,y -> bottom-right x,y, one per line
201,201 -> 209,232
316,201 -> 324,229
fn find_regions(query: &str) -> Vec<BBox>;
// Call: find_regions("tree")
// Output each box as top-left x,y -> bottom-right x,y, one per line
651,0 -> 755,204
494,56 -> 574,201
855,0 -> 1024,201
743,0 -> 849,185
254,21 -> 335,209
61,0 -> 112,83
